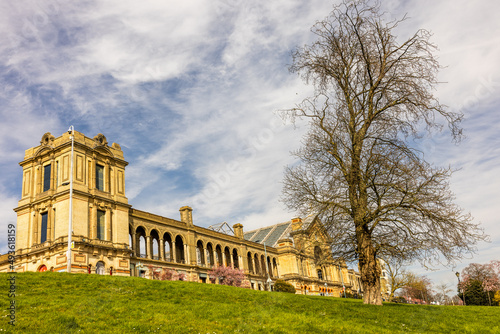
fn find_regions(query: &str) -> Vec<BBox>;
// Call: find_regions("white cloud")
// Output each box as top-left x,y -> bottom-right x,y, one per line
0,0 -> 498,285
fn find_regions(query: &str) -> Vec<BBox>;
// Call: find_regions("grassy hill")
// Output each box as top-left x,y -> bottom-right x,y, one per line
1,272 -> 499,333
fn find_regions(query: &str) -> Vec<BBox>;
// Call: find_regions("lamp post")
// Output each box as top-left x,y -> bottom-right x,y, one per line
263,242 -> 271,291
66,126 -> 74,273
455,271 -> 466,306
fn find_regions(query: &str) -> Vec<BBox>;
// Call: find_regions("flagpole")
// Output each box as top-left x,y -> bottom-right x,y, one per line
67,126 -> 74,273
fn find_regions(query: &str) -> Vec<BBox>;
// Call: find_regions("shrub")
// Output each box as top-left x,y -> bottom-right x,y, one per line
274,280 -> 296,293
208,266 -> 246,287
392,296 -> 407,303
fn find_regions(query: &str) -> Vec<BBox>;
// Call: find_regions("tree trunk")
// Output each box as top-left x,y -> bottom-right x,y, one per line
358,234 -> 382,305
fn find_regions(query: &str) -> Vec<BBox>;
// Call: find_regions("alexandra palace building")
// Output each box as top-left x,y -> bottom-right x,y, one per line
1,131 -> 388,296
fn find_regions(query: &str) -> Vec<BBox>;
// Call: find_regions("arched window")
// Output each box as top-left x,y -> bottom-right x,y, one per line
314,246 -> 323,265
96,261 -> 105,275
224,247 -> 231,267
272,258 -> 278,277
164,233 -> 172,261
261,255 -> 266,275
254,254 -> 260,274
232,249 -> 239,269
196,240 -> 205,266
317,269 -> 323,280
215,245 -> 223,266
206,243 -> 214,267
247,252 -> 254,274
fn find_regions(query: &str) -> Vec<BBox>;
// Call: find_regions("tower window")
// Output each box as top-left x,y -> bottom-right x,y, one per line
41,212 -> 48,243
97,210 -> 105,240
43,164 -> 51,192
317,269 -> 323,280
96,164 -> 104,191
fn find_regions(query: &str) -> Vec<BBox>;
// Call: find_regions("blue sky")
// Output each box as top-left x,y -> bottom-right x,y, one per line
1,0 -> 499,289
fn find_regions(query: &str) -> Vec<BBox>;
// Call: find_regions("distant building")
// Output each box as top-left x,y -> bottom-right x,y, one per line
1,130 -> 367,296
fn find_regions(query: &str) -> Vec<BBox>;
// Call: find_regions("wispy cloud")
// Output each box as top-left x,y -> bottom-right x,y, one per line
1,0 -> 498,290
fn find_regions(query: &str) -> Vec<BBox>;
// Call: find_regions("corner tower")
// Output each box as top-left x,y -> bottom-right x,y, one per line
14,131 -> 131,275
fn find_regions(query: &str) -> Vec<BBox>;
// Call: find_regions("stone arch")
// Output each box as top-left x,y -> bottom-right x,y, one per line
206,242 -> 214,267
267,256 -> 273,277
135,226 -> 147,258
37,264 -> 47,272
247,252 -> 254,274
34,146 -> 53,158
314,246 -> 323,264
96,261 -> 106,275
224,246 -> 232,267
94,145 -> 114,158
272,258 -> 278,277
317,268 -> 323,280
174,235 -> 185,264
232,248 -> 239,269
261,254 -> 266,276
163,232 -> 173,262
150,229 -> 160,260
254,254 -> 260,275
215,244 -> 223,266
196,240 -> 205,266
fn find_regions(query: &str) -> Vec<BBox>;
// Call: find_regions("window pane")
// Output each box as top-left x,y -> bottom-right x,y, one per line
97,210 -> 105,240
43,164 -> 51,192
41,212 -> 48,243
96,164 -> 104,191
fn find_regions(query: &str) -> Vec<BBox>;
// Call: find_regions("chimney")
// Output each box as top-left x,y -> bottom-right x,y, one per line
233,223 -> 244,239
179,206 -> 193,227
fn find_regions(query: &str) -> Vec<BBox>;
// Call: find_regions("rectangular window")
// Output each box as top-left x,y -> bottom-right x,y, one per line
97,210 -> 105,240
41,212 -> 48,243
43,164 -> 51,192
96,164 -> 104,191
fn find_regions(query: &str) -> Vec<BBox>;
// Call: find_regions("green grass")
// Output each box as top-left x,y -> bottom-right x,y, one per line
1,272 -> 499,333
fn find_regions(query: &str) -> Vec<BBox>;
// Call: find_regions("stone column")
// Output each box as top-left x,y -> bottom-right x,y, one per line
160,239 -> 165,261
131,232 -> 136,256
106,208 -> 112,242
172,243 -> 177,263
146,235 -> 151,259
32,209 -> 39,246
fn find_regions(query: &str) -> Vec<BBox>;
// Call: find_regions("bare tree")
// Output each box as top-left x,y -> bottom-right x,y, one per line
281,0 -> 486,305
435,283 -> 453,305
385,260 -> 411,301
402,274 -> 434,304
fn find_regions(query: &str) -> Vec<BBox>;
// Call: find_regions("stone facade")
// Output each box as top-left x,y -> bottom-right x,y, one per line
2,130 -> 366,296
